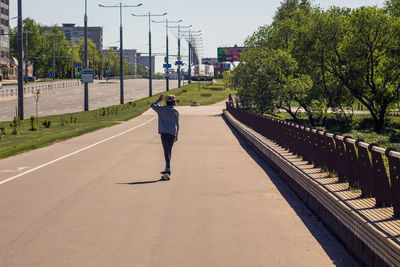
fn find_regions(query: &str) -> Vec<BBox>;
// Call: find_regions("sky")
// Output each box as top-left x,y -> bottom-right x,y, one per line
11,0 -> 386,72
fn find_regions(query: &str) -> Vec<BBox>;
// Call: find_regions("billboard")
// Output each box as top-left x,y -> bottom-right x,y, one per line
217,46 -> 243,62
201,58 -> 218,65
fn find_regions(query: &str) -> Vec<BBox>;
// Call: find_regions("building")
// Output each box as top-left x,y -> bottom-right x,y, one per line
59,24 -> 103,50
0,0 -> 9,76
123,49 -> 137,72
136,53 -> 155,74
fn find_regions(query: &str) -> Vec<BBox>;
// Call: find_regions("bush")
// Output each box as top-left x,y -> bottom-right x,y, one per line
42,120 -> 51,128
200,93 -> 212,97
10,117 -> 19,135
0,125 -> 6,140
30,116 -> 38,131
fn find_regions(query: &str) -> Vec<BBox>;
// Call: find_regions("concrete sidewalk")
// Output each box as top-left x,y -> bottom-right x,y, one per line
0,102 -> 357,266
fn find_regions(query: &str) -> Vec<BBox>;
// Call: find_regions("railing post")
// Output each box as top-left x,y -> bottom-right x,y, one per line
369,143 -> 392,207
356,140 -> 374,197
386,148 -> 400,218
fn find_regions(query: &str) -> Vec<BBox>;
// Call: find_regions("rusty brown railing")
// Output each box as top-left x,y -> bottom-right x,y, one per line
227,103 -> 400,218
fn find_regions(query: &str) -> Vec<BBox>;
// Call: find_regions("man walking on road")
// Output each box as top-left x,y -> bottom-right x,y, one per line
151,94 -> 179,180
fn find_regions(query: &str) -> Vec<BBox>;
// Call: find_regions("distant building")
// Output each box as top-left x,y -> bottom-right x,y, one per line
59,23 -> 103,50
123,49 -> 137,72
0,0 -> 9,75
136,53 -> 155,74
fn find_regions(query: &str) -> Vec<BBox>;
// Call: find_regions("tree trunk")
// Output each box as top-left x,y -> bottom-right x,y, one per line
374,116 -> 385,133
374,104 -> 388,133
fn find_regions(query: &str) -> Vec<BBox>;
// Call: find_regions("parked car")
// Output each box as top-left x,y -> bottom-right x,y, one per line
27,77 -> 35,82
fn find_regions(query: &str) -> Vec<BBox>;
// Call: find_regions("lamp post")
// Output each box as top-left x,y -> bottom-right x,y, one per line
132,12 -> 167,97
99,2 -> 142,105
17,0 -> 23,120
152,18 -> 181,91
168,24 -> 191,88
83,0 -> 89,110
182,30 -> 201,84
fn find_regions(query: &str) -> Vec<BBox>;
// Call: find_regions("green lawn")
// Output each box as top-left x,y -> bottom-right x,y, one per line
0,82 -> 234,159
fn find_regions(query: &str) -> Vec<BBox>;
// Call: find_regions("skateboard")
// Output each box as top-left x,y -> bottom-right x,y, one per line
160,173 -> 170,181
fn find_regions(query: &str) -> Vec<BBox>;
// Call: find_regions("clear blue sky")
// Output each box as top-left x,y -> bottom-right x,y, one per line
11,0 -> 386,72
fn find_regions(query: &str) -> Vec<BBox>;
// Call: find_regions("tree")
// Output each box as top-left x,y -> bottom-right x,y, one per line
385,0 -> 400,16
325,7 -> 400,132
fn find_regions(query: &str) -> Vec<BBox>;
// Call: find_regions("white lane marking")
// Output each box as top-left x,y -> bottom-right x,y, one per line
0,167 -> 31,173
0,116 -> 156,186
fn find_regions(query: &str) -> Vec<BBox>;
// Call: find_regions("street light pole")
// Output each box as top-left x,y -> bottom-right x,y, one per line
119,3 -> 124,104
132,12 -> 167,97
153,19 -> 181,91
84,0 -> 89,111
25,31 -> 28,84
181,30 -> 201,84
99,2 -> 142,104
17,0 -> 23,120
169,24 -> 191,88
149,13 -> 152,96
188,30 -> 191,83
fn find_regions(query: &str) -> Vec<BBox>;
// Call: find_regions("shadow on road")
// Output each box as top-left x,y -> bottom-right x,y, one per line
117,179 -> 165,185
221,114 -> 359,267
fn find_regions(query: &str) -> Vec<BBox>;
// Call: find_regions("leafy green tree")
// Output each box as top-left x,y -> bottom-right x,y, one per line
326,7 -> 400,132
385,0 -> 400,16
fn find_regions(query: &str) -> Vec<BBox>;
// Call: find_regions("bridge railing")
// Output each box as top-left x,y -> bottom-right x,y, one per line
227,102 -> 400,218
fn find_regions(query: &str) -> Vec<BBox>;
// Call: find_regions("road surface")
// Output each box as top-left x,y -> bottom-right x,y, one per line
0,101 -> 358,266
0,79 -> 178,122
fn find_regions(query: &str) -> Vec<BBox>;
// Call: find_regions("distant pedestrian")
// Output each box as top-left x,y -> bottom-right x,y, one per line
228,93 -> 233,106
151,94 -> 179,180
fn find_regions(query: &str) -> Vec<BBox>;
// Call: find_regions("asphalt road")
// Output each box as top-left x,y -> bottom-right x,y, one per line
0,102 -> 358,266
0,79 -> 178,122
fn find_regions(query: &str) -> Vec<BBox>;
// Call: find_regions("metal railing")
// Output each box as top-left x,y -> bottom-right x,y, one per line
0,81 -> 80,98
227,103 -> 400,218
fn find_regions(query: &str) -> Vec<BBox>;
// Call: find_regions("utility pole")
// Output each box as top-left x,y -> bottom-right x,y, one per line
119,2 -> 124,103
148,13 -> 152,95
188,31 -> 191,84
153,18 -> 181,91
169,24 -> 191,88
84,0 -> 89,111
17,0 -> 23,120
99,2 -> 142,104
52,39 -> 56,81
25,31 -> 28,83
181,30 -> 201,85
132,11 -> 167,97
178,25 -> 181,87
71,46 -> 74,79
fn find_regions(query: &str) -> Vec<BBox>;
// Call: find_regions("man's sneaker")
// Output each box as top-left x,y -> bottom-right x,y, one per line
160,169 -> 171,175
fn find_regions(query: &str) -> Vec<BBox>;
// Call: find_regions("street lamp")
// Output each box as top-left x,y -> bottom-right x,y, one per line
17,0 -> 23,120
182,30 -> 201,83
152,18 -> 182,91
84,0 -> 89,111
99,2 -> 142,105
132,12 -> 167,97
167,24 -> 191,88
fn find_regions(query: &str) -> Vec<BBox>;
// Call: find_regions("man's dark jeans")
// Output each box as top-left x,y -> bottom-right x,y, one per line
161,133 -> 175,169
